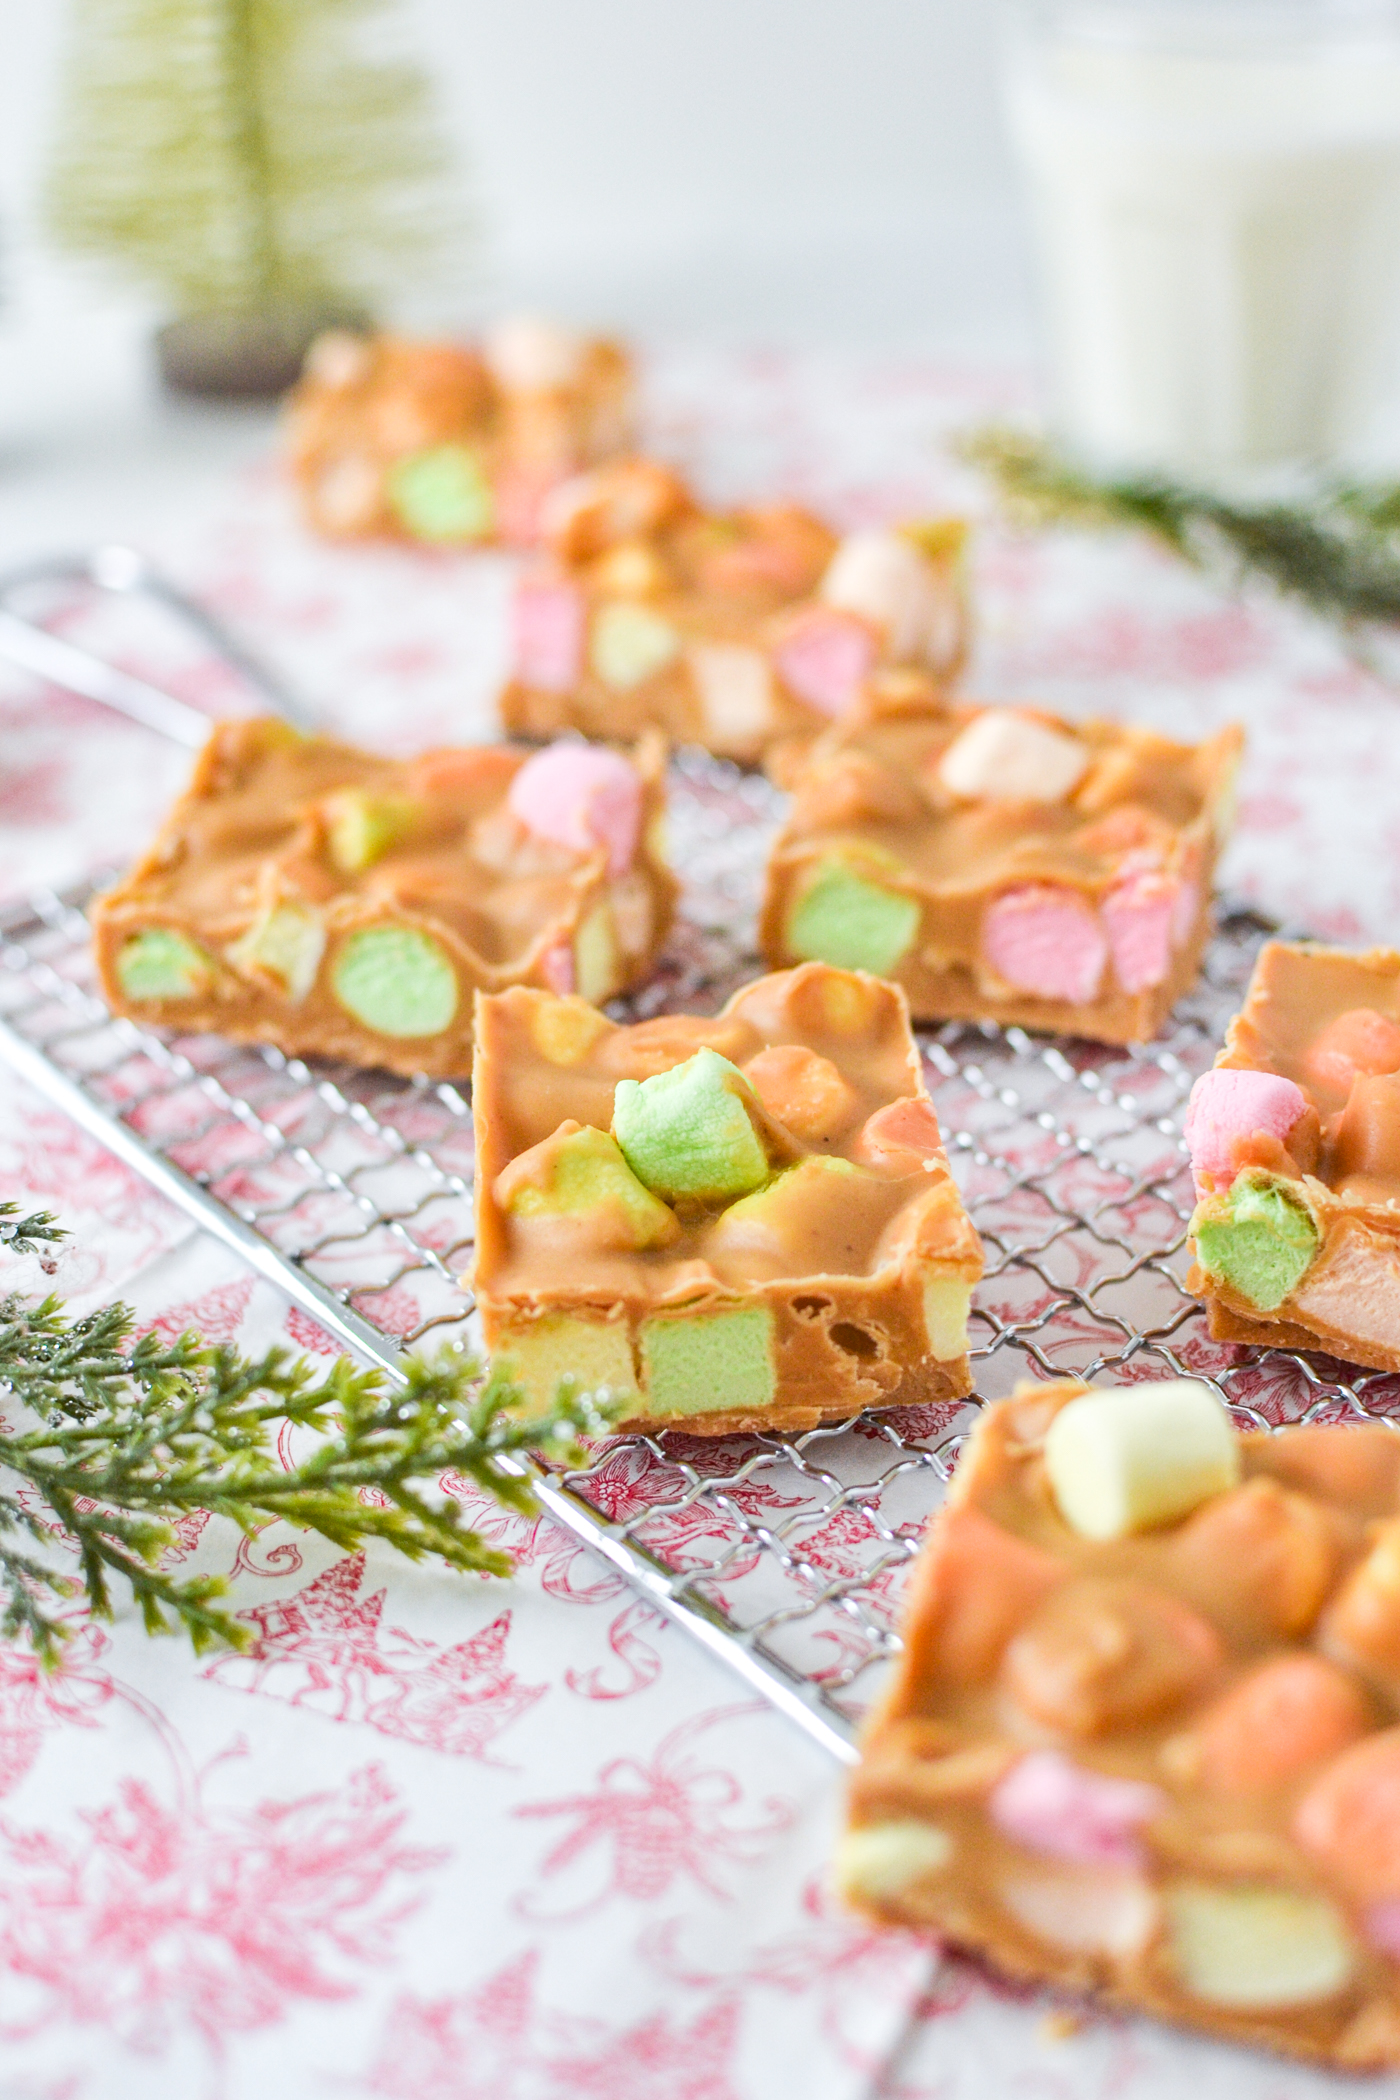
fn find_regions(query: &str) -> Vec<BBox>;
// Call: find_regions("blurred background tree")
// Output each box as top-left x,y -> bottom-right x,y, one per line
43,0 -> 469,396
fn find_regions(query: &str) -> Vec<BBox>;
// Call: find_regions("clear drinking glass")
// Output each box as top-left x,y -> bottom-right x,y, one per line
1002,0 -> 1400,475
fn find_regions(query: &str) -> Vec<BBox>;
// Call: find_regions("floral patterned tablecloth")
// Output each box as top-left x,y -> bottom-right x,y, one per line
2,346 -> 1399,2100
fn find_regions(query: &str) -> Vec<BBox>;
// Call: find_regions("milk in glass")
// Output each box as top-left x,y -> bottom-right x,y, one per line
1004,1 -> 1400,473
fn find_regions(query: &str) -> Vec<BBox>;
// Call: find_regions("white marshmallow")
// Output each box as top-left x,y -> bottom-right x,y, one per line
482,315 -> 585,393
938,710 -> 1090,803
1043,1379 -> 1240,1541
820,530 -> 935,660
687,644 -> 775,745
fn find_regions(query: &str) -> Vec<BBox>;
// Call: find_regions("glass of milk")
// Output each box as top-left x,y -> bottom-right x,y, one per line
1003,0 -> 1400,475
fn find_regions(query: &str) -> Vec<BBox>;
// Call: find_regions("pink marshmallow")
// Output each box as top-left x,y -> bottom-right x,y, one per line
990,1751 -> 1164,1871
512,575 -> 585,692
1367,1902 -> 1400,1960
1184,1066 -> 1309,1191
507,743 -> 642,876
982,885 -> 1108,1005
772,608 -> 876,718
1103,869 -> 1178,993
540,940 -> 575,995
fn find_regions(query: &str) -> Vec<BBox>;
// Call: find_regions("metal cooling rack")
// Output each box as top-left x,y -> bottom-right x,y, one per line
4,750 -> 1397,1767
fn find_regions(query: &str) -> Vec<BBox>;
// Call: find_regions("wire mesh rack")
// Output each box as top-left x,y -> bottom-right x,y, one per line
3,748 -> 1394,1767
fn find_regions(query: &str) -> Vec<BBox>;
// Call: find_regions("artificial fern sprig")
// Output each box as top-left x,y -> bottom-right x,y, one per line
962,425 -> 1400,634
0,1281 -> 615,1665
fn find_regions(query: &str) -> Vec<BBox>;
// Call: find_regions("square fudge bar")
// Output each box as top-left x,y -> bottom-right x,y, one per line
842,1374 -> 1400,2069
92,719 -> 676,1081
760,684 -> 1244,1046
471,962 -> 984,1434
284,319 -> 632,547
1187,938 -> 1400,1372
498,456 -> 969,768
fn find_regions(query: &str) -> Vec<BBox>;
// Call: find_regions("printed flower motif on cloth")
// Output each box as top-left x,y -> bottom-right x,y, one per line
205,1554 -> 547,1760
514,1707 -> 797,1919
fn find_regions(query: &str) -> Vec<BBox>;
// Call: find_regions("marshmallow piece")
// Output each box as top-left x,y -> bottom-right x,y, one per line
513,577 -> 585,692
323,789 -> 420,874
495,1120 -> 679,1253
481,315 -> 584,393
999,1861 -> 1159,1959
507,744 -> 642,878
922,1276 -> 972,1360
1164,1884 -> 1355,2009
1193,1173 -> 1320,1310
938,711 -> 1089,804
330,927 -> 458,1039
1043,1379 -> 1240,1540
613,1047 -> 770,1204
773,607 -> 876,718
982,885 -> 1107,1004
990,1751 -> 1164,1870
385,444 -> 494,543
687,643 -> 775,747
589,601 -> 681,690
742,1044 -> 861,1142
820,529 -> 934,660
226,903 -> 325,1003
787,861 -> 920,977
304,329 -> 373,390
1184,1067 -> 1310,1191
854,1096 -> 944,1172
117,927 -> 215,1002
641,1304 -> 776,1416
1103,869 -> 1179,992
834,1820 -> 953,1903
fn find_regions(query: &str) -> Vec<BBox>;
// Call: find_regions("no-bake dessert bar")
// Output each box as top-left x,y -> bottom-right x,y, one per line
842,1374 -> 1400,2069
760,682 -> 1243,1046
471,962 -> 983,1434
92,719 -> 675,1080
285,318 -> 632,546
1187,938 -> 1400,1372
498,457 -> 969,767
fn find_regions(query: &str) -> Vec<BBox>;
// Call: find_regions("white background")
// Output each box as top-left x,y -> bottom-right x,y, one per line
0,0 -> 1034,464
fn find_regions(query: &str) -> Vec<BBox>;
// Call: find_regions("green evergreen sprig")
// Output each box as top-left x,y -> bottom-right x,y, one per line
963,425 -> 1400,634
0,1228 -> 614,1664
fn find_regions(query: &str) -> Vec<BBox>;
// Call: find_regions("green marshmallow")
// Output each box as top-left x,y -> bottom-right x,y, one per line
1193,1172 -> 1320,1312
324,790 -> 420,875
331,927 -> 458,1038
116,927 -> 214,1001
641,1304 -> 777,1416
612,1047 -> 770,1204
589,602 -> 681,690
386,444 -> 494,543
505,1124 -> 678,1251
225,904 -> 325,1001
786,860 -> 919,976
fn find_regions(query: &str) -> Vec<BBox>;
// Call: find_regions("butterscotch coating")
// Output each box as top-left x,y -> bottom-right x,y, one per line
91,718 -> 676,1080
284,326 -> 633,544
1189,940 -> 1400,1372
761,683 -> 1243,1047
499,464 -> 970,769
844,1380 -> 1400,2069
471,963 -> 983,1435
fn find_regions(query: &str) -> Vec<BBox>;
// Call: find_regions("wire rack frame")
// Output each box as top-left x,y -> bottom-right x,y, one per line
3,749 -> 1396,1768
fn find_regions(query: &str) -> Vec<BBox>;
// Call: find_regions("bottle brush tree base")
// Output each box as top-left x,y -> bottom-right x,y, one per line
156,303 -> 370,400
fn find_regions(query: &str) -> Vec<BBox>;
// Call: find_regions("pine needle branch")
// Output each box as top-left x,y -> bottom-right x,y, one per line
0,1271 -> 618,1666
962,425 -> 1400,634
0,1202 -> 65,1260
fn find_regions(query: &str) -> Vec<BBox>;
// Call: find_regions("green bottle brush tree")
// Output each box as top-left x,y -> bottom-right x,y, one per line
43,0 -> 468,397
0,1203 -> 613,1664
